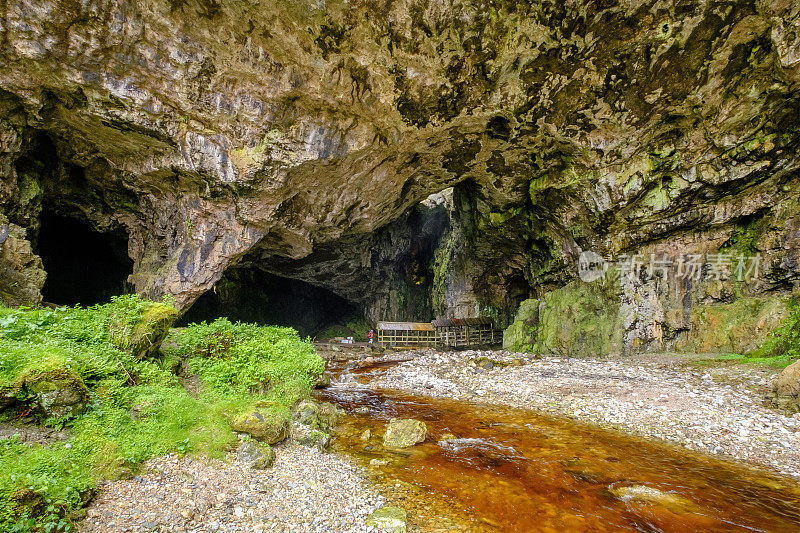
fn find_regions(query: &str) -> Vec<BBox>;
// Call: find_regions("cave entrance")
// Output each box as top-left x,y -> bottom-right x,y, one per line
38,211 -> 134,306
180,268 -> 364,339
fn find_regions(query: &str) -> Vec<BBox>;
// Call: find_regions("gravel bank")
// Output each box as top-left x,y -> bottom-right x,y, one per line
79,444 -> 384,532
368,350 -> 800,479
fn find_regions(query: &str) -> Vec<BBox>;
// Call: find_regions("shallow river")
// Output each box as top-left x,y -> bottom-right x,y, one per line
317,361 -> 800,532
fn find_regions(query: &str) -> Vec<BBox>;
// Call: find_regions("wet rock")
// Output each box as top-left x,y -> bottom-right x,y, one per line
774,360 -> 800,401
313,372 -> 332,389
383,418 -> 427,448
365,506 -> 407,533
290,421 -> 331,450
108,302 -> 178,360
237,440 -> 276,469
230,410 -> 289,444
360,429 -> 371,441
608,485 -> 694,508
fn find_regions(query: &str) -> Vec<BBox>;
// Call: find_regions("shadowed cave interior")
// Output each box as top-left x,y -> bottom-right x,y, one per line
179,267 -> 364,338
38,211 -> 134,307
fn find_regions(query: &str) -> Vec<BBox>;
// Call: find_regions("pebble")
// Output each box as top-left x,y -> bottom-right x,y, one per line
78,445 -> 384,532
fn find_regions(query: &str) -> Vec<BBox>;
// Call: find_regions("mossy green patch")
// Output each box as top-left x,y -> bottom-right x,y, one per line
108,296 -> 178,360
0,297 -> 323,531
676,297 -> 790,355
505,279 -> 622,356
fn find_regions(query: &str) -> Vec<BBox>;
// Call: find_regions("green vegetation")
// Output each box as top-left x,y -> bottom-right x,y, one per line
0,296 -> 323,531
738,297 -> 800,367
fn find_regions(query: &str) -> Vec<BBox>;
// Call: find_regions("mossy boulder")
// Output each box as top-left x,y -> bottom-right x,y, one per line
774,360 -> 800,400
292,399 -> 343,431
109,302 -> 178,359
237,440 -> 276,469
289,399 -> 342,450
23,368 -> 90,419
290,421 -> 331,450
383,418 -> 427,448
365,506 -> 408,533
231,408 -> 289,444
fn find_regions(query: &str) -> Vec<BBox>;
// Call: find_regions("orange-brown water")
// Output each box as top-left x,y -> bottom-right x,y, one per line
318,363 -> 800,532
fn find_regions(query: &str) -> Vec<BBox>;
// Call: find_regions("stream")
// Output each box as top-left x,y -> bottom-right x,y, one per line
316,359 -> 800,532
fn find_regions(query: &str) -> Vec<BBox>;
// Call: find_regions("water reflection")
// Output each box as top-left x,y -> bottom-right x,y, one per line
319,365 -> 800,532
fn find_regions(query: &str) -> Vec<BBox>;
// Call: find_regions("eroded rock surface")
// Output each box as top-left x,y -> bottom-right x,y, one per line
0,1 -> 798,353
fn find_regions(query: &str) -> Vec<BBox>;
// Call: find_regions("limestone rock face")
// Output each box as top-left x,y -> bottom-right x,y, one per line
0,214 -> 45,307
383,418 -> 427,448
0,1 -> 798,354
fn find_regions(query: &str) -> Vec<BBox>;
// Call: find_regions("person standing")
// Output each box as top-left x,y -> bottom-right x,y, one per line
368,329 -> 374,344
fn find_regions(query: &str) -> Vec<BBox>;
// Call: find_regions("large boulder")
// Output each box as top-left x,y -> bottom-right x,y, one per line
774,360 -> 800,400
231,409 -> 289,444
109,302 -> 178,359
383,418 -> 427,449
292,399 -> 343,431
290,421 -> 331,450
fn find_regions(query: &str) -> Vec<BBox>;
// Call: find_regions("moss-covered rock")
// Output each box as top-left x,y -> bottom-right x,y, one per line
22,368 -> 89,419
383,418 -> 426,448
290,421 -> 331,450
677,297 -> 790,354
231,408 -> 290,444
503,298 -> 541,352
109,302 -> 178,360
774,360 -> 800,401
237,440 -> 276,469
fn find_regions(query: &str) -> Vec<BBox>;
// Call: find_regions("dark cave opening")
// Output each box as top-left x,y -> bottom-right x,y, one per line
38,211 -> 134,306
180,268 -> 364,338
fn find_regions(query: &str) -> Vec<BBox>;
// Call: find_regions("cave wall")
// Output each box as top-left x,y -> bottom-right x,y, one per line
0,0 -> 799,353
